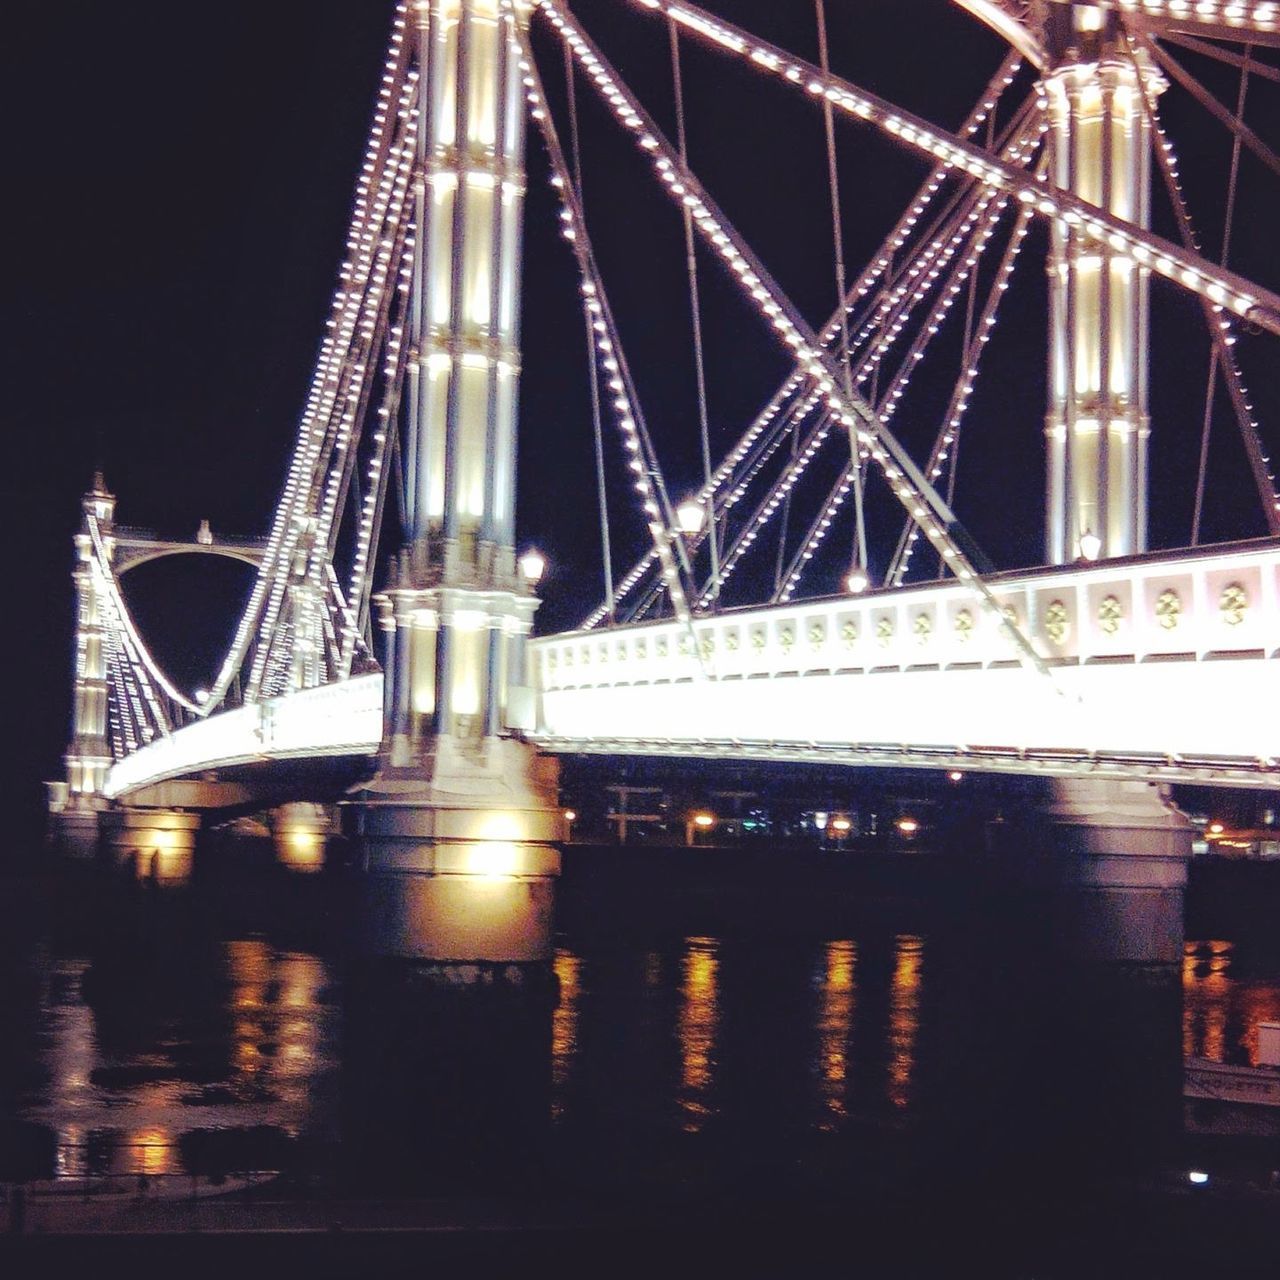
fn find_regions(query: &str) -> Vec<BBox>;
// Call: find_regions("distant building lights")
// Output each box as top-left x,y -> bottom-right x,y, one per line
896,817 -> 920,835
692,812 -> 715,829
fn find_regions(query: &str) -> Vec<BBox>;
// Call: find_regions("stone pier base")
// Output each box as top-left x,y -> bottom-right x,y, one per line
355,739 -> 562,964
47,806 -> 103,862
993,777 -> 1193,965
272,802 -> 333,873
100,809 -> 200,886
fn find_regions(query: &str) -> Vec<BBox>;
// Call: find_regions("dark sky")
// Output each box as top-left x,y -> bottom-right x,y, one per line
5,1 -> 1279,831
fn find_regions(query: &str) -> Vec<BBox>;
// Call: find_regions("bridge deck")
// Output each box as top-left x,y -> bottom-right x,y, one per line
103,542 -> 1280,802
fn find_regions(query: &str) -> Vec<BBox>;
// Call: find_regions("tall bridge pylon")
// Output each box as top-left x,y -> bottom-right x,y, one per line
1044,6 -> 1157,563
358,0 -> 563,965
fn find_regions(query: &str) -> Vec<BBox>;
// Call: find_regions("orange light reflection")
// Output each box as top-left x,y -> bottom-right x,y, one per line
887,935 -> 923,1109
678,937 -> 720,1132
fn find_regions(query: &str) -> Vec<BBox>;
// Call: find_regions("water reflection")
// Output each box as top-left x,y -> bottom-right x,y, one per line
887,935 -> 923,1109
814,940 -> 857,1130
341,964 -> 554,1193
7,894 -> 1274,1200
1184,939 -> 1280,1065
678,937 -> 720,1132
551,950 -> 582,1118
225,941 -> 330,1115
26,937 -> 339,1178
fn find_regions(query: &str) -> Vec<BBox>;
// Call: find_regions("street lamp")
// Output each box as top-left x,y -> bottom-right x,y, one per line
518,548 -> 546,585
845,567 -> 869,594
675,500 -> 704,536
1078,530 -> 1102,561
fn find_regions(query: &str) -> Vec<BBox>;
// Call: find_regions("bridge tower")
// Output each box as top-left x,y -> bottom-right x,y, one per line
1043,2 -> 1157,564
50,475 -> 117,856
1034,5 -> 1190,963
358,0 -> 562,965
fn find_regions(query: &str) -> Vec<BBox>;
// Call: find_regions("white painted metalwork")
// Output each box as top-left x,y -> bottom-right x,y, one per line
104,675 -> 383,800
532,541 -> 1280,782
66,1 -> 1280,816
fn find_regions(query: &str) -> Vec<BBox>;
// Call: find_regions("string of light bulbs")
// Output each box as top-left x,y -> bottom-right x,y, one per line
535,0 -> 1053,680
626,0 -> 1280,336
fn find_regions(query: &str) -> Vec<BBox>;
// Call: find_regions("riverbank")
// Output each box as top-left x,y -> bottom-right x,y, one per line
4,1173 -> 1280,1278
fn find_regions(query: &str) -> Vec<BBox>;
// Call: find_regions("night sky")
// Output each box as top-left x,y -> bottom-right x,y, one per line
5,1 -> 1279,834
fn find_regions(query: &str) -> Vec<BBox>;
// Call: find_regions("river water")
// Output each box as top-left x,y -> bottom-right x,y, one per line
2,864 -> 1279,1214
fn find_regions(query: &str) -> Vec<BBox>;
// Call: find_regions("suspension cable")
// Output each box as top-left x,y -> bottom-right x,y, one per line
1193,43 -> 1251,545
1120,31 -> 1280,536
566,44 -> 617,623
669,20 -> 720,607
515,18 -> 700,629
944,110 -> 999,533
581,57 -> 1026,628
772,413 -> 800,596
815,0 -> 868,586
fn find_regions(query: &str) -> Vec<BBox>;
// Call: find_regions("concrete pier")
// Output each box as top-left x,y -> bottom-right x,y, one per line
271,802 -> 333,873
355,0 -> 560,965
995,777 -> 1192,964
357,740 -> 561,964
100,809 -> 200,886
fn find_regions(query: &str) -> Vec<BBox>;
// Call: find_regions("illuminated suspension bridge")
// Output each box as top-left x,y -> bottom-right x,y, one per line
47,0 -> 1280,963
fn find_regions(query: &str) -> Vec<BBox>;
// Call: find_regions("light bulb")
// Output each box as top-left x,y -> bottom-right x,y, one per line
518,548 -> 546,584
675,501 -> 704,535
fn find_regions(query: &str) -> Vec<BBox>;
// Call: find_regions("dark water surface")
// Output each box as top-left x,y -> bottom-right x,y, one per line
3,859 -> 1280,1270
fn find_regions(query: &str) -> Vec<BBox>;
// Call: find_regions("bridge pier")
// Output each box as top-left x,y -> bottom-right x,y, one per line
996,778 -> 1192,965
271,802 -> 333,874
348,0 -> 560,969
355,739 -> 560,965
100,808 -> 200,886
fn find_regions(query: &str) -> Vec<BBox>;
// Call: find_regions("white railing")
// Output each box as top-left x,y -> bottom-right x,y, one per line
532,540 -> 1280,773
104,542 -> 1280,799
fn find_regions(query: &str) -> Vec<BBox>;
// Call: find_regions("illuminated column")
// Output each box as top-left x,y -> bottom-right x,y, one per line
384,0 -> 532,755
363,0 -> 561,965
53,475 -> 116,856
1044,4 -> 1158,563
288,581 -> 325,691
